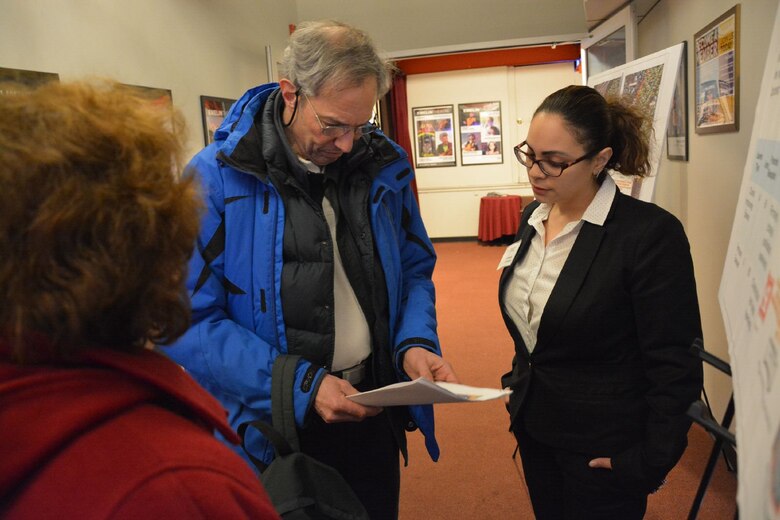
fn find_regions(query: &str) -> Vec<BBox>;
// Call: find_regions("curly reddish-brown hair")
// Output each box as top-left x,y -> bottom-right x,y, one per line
0,80 -> 202,361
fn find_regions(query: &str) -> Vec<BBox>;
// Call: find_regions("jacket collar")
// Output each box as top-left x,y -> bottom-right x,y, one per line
0,339 -> 240,500
79,348 -> 241,442
212,83 -> 410,193
0,338 -> 238,443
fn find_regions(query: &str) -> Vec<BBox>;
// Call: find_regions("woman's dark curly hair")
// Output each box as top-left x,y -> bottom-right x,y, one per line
0,80 -> 201,361
535,85 -> 653,178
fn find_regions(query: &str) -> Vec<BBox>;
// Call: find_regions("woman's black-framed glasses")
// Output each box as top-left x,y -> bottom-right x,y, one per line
304,94 -> 377,138
513,141 -> 597,177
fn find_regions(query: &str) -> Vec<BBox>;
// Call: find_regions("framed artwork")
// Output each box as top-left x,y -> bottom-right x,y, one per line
694,4 -> 739,134
122,84 -> 173,108
667,41 -> 689,161
588,42 -> 685,201
0,66 -> 59,95
412,105 -> 456,168
457,101 -> 503,165
200,96 -> 236,145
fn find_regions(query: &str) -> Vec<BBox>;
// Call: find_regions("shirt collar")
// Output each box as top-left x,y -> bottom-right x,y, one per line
581,174 -> 617,226
528,174 -> 617,228
298,155 -> 325,174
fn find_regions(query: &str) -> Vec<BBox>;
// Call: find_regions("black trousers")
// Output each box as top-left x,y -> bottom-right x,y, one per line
298,408 -> 400,520
513,424 -> 647,520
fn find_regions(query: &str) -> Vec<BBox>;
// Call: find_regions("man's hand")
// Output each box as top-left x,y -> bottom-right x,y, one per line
313,374 -> 382,423
402,347 -> 459,383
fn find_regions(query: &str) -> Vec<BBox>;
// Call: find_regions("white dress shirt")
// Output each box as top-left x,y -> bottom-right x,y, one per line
504,175 -> 617,353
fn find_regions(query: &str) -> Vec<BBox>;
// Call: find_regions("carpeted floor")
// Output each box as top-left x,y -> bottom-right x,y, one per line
398,240 -> 737,519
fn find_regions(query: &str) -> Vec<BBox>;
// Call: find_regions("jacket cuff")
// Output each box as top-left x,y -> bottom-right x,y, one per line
295,362 -> 326,426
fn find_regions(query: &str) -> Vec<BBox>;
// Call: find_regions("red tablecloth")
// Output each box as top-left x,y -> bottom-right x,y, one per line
478,195 -> 522,242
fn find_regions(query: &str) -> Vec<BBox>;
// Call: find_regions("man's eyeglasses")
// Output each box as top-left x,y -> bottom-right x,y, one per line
513,141 -> 597,177
304,94 -> 377,138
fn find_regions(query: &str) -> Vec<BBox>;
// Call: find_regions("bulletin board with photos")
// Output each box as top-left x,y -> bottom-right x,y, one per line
412,105 -> 456,168
458,101 -> 503,165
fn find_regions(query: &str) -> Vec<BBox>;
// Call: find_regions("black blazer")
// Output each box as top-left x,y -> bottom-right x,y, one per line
499,189 -> 703,492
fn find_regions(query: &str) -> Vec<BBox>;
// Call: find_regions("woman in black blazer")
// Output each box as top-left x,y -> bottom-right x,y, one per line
499,85 -> 703,519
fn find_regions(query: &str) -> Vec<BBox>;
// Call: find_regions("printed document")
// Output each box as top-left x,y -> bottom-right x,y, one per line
347,377 -> 511,406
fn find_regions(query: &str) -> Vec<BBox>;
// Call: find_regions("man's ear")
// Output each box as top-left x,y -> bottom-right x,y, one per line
279,79 -> 298,108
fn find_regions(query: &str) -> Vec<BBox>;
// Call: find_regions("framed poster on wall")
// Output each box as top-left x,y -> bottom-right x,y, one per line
0,66 -> 59,95
200,96 -> 236,145
694,4 -> 739,134
667,41 -> 689,161
457,101 -> 503,165
412,105 -> 456,168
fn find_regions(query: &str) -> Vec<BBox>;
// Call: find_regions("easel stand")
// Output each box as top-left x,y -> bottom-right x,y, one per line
686,338 -> 737,520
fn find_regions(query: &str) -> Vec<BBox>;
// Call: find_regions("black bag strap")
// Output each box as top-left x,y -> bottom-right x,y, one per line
237,419 -> 292,472
238,354 -> 304,471
271,354 -> 302,453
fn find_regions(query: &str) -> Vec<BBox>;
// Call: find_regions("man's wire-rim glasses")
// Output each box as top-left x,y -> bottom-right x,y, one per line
304,93 -> 377,139
513,140 -> 598,177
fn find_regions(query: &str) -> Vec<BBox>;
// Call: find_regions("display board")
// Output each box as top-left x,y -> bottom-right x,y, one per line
587,43 -> 684,201
718,4 -> 780,517
412,104 -> 456,168
457,101 -> 503,165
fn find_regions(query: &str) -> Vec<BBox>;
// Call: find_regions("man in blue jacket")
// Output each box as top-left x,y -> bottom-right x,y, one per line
167,19 -> 457,519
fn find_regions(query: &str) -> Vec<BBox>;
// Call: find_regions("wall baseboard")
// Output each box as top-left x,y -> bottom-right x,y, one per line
431,236 -> 477,243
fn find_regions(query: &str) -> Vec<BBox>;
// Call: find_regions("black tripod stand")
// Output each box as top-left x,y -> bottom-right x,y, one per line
686,338 -> 737,520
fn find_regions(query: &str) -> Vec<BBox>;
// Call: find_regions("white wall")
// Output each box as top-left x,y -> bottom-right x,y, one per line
0,0 -> 295,160
639,0 -> 778,420
407,63 -> 581,238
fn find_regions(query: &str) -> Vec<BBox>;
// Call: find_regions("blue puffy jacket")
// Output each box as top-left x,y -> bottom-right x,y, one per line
167,83 -> 442,465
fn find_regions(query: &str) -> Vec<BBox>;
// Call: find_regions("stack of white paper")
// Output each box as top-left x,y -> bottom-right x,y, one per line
346,377 -> 511,406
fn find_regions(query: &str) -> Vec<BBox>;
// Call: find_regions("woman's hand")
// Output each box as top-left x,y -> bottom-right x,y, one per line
588,457 -> 613,470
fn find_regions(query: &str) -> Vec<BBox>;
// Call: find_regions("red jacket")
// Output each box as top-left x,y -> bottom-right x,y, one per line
0,341 -> 279,519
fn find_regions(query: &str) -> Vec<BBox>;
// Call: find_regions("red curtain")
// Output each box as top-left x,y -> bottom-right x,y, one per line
389,72 -> 419,205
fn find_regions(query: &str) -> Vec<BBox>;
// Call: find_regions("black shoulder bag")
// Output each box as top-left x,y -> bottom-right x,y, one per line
238,355 -> 370,520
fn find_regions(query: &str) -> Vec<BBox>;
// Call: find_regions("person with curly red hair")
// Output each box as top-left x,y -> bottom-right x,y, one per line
0,80 -> 279,519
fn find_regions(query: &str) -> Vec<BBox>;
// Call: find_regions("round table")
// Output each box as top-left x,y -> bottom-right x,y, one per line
478,195 -> 522,242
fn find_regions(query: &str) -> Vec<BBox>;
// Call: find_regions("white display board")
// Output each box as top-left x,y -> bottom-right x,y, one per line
718,4 -> 780,517
587,43 -> 684,202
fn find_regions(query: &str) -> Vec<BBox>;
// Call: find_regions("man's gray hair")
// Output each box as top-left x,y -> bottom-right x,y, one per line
279,20 -> 393,98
